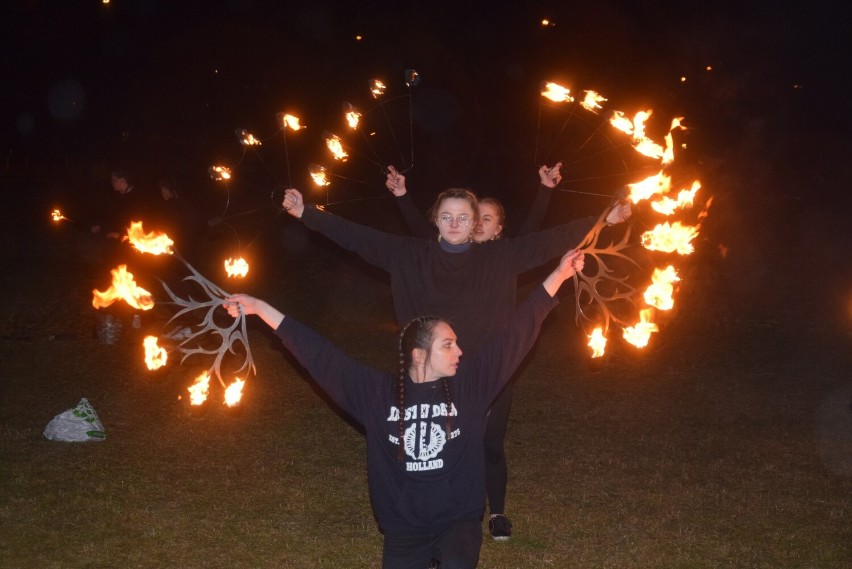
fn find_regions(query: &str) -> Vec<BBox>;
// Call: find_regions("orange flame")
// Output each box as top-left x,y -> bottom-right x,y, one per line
188,371 -> 210,406
580,90 -> 607,113
622,308 -> 659,348
650,180 -> 701,215
627,171 -> 671,203
224,378 -> 245,407
662,117 -> 685,165
224,257 -> 249,278
324,132 -> 348,161
643,266 -> 680,310
237,129 -> 262,146
541,82 -> 573,103
369,79 -> 386,99
343,103 -> 361,129
641,221 -> 699,255
588,327 -> 607,358
126,221 -> 174,255
51,209 -> 66,222
278,113 -> 304,131
143,336 -> 168,370
309,164 -> 331,187
92,265 -> 154,311
209,165 -> 232,181
610,110 -> 668,160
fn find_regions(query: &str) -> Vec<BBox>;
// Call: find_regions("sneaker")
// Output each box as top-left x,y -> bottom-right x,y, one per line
488,514 -> 512,541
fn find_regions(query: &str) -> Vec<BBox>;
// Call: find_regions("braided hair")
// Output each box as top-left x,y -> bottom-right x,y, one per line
397,316 -> 456,463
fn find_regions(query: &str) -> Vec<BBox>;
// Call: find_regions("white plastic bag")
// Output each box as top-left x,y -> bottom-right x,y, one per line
43,398 -> 106,442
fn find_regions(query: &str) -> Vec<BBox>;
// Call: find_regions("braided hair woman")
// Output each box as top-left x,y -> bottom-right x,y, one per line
223,249 -> 584,569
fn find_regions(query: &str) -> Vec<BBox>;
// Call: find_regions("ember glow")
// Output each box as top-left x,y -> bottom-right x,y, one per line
50,209 -> 66,222
209,165 -> 232,181
224,257 -> 249,278
324,132 -> 349,161
278,113 -> 304,131
587,327 -> 607,358
236,129 -> 262,146
126,221 -> 174,255
309,164 -> 331,186
541,81 -> 573,103
580,90 -> 607,113
188,371 -> 211,406
622,308 -> 659,348
369,78 -> 386,99
143,336 -> 168,370
643,266 -> 680,310
343,103 -> 361,129
641,221 -> 700,255
224,378 -> 245,407
92,265 -> 154,311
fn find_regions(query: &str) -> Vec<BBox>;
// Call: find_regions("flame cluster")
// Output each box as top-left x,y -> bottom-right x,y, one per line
224,257 -> 249,278
541,81 -> 709,357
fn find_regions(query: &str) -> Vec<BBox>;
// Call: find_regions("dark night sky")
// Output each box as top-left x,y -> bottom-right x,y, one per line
3,0 -> 852,227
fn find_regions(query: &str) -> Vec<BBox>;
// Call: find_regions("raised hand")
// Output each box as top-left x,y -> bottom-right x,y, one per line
386,165 -> 407,197
282,188 -> 305,218
539,162 -> 563,188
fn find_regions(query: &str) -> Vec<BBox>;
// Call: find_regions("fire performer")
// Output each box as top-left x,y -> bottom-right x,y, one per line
282,179 -> 629,540
382,162 -> 563,540
223,249 -> 584,569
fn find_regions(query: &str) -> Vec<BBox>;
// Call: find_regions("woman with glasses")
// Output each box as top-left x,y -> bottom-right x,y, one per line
387,163 -> 562,243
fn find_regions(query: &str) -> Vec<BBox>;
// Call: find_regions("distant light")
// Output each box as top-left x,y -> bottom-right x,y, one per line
103,0 -> 110,4
680,76 -> 687,82
706,65 -> 713,71
793,84 -> 802,89
541,18 -> 555,27
355,35 -> 363,41
213,68 -> 219,74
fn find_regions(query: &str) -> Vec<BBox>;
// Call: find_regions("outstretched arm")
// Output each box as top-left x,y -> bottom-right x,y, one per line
281,188 -> 410,271
387,166 -> 436,240
517,162 -> 561,236
223,294 -> 284,330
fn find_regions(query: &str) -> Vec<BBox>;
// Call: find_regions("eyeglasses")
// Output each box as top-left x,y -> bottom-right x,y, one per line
437,214 -> 472,227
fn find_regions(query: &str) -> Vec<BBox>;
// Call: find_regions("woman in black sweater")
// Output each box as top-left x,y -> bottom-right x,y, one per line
223,250 -> 584,569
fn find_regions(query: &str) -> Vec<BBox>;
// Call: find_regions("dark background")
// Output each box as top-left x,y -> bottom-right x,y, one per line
2,0 -> 852,319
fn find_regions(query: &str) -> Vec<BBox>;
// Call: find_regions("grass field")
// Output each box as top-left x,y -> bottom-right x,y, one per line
1,186 -> 851,569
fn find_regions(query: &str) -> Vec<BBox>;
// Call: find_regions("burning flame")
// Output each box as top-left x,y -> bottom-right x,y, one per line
309,164 -> 331,187
343,103 -> 361,129
188,371 -> 211,406
643,266 -> 680,310
541,82 -> 573,103
224,378 -> 245,407
224,257 -> 249,278
610,110 -> 666,160
662,117 -> 685,165
369,79 -> 386,99
324,132 -> 349,161
627,171 -> 672,203
650,180 -> 701,215
588,327 -> 607,358
278,113 -> 304,131
51,209 -> 66,222
622,308 -> 659,348
92,265 -> 154,311
143,336 -> 168,370
126,221 -> 174,255
236,129 -> 262,146
209,165 -> 232,181
580,90 -> 607,113
641,221 -> 699,255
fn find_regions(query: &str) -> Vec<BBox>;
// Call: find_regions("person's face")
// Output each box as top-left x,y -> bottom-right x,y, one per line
424,323 -> 463,380
472,203 -> 504,242
111,175 -> 128,193
435,198 -> 474,245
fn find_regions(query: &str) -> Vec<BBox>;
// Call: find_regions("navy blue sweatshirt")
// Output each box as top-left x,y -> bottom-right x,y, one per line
274,285 -> 559,535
